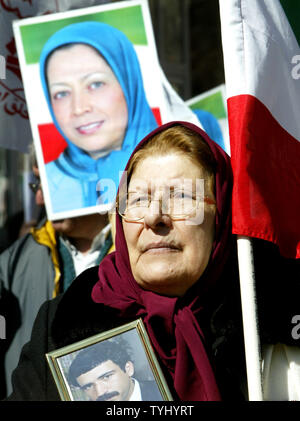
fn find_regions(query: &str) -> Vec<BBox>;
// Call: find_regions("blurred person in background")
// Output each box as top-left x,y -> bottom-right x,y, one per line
0,159 -> 113,399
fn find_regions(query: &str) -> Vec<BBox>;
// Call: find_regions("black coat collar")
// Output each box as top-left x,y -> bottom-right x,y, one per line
51,266 -> 134,349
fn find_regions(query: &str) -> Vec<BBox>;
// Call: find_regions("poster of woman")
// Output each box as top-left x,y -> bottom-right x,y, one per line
13,0 -> 195,220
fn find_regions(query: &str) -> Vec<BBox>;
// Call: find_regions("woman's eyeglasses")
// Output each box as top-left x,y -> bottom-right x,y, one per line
118,191 -> 216,222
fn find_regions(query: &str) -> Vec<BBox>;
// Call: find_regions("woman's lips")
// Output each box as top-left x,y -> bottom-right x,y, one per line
143,242 -> 180,254
76,121 -> 103,135
144,248 -> 179,255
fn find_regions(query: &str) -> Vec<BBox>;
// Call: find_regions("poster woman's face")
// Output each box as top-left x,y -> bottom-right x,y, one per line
47,43 -> 128,159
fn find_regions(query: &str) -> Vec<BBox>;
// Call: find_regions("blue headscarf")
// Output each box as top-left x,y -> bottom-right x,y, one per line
193,109 -> 226,152
40,21 -> 158,207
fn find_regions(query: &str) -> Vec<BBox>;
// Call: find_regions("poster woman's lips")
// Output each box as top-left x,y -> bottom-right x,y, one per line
76,121 -> 103,134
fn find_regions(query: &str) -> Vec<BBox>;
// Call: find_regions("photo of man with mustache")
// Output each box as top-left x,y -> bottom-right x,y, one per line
67,336 -> 163,401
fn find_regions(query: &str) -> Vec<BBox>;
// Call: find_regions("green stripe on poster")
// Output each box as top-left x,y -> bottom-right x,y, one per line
189,91 -> 227,120
279,0 -> 300,48
20,5 -> 147,64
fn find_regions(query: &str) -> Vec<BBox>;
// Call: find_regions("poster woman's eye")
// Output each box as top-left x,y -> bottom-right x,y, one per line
52,90 -> 69,101
89,81 -> 104,91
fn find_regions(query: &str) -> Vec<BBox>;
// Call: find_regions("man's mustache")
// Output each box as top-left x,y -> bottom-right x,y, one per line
96,391 -> 119,401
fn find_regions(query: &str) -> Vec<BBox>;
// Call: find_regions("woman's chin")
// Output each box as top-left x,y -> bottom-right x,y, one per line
135,269 -> 184,297
138,281 -> 185,297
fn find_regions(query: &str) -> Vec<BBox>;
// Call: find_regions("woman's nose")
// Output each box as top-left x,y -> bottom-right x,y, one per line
143,199 -> 172,228
72,89 -> 92,116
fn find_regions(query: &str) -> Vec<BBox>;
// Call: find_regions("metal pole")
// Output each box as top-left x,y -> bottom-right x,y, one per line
237,235 -> 263,401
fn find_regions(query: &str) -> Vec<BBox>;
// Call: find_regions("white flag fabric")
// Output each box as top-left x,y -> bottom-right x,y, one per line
219,0 -> 300,259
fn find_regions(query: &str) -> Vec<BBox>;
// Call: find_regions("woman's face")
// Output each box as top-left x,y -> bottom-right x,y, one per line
47,44 -> 128,159
122,153 -> 216,297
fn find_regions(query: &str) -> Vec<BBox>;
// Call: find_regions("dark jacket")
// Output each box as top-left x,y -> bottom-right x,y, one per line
0,221 -> 58,399
138,380 -> 163,401
6,266 -> 246,401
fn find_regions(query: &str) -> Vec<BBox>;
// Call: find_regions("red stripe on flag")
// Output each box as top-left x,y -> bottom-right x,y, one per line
228,94 -> 300,259
152,107 -> 162,125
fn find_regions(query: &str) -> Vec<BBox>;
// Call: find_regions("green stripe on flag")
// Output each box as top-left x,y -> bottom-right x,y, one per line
20,5 -> 147,64
189,91 -> 227,120
279,0 -> 300,47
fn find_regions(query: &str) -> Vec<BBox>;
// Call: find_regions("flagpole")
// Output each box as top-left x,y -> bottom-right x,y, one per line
236,236 -> 263,401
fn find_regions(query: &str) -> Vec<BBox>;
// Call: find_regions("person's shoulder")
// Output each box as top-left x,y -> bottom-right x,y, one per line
19,267 -> 100,351
45,157 -> 86,212
46,154 -> 81,186
54,266 -> 99,317
60,266 -> 99,298
51,266 -> 105,346
50,266 -> 135,349
0,230 -> 38,266
0,218 -> 53,261
139,380 -> 163,401
46,158 -> 66,188
46,154 -> 81,188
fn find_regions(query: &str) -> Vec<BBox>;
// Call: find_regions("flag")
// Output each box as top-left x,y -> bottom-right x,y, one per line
219,0 -> 300,259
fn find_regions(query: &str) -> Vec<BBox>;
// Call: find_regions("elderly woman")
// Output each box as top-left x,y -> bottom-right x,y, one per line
7,122 -> 246,401
39,21 -> 158,213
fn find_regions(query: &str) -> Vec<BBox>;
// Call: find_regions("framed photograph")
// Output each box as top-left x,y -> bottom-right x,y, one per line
12,0 -> 169,221
46,319 -> 173,401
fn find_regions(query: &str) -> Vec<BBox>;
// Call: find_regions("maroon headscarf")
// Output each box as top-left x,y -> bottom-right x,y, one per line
92,121 -> 234,401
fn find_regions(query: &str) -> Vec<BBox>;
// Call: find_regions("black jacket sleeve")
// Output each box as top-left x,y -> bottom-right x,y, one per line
5,297 -> 61,401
